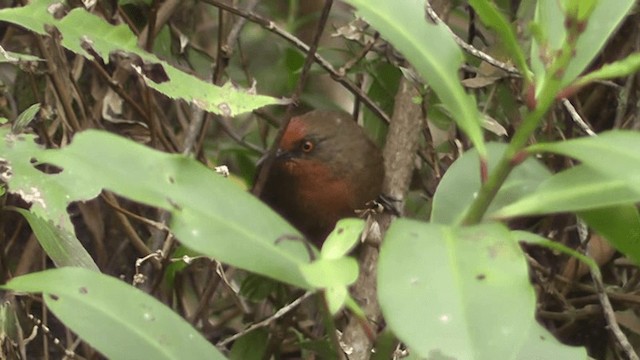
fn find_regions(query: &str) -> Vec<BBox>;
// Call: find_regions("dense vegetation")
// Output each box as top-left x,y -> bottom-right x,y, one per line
0,0 -> 639,359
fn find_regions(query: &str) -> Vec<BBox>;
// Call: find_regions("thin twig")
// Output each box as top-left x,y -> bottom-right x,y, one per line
425,1 -> 520,76
591,267 -> 639,360
100,193 -> 155,258
337,32 -> 380,76
216,291 -> 314,347
186,0 -> 261,156
182,104 -> 206,155
137,0 -> 181,49
87,59 -> 150,126
188,263 -> 222,325
100,193 -> 169,231
557,100 -> 633,356
213,4 -> 228,85
614,71 -> 635,128
562,98 -> 596,136
144,0 -> 160,51
223,0 -> 260,59
214,261 -> 251,314
201,0 -> 391,125
35,33 -> 82,132
216,116 -> 263,153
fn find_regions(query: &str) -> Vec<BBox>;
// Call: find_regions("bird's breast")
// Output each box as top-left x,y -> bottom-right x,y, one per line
273,158 -> 355,242
289,159 -> 354,219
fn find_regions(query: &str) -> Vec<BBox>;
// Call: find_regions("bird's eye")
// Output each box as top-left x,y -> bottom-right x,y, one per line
301,140 -> 314,153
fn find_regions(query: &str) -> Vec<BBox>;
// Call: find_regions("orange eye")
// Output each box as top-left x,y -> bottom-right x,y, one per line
301,140 -> 314,153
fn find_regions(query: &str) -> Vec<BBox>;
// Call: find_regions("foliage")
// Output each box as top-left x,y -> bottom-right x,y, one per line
0,0 -> 280,116
0,0 -> 639,359
1,267 -> 225,359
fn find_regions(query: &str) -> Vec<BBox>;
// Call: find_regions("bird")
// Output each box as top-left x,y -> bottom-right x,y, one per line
258,110 -> 385,246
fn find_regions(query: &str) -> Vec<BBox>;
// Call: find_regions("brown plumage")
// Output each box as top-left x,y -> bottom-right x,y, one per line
259,110 -> 384,245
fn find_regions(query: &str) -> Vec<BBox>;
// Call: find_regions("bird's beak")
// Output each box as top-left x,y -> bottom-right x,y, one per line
275,148 -> 293,161
257,149 -> 292,167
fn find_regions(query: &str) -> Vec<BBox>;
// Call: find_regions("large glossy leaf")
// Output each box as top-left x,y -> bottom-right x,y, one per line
2,268 -> 224,360
378,220 -> 539,359
431,143 -> 551,224
0,0 -> 280,116
342,0 -> 486,156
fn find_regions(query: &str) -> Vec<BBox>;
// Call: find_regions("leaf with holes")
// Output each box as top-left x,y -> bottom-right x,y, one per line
0,0 -> 280,116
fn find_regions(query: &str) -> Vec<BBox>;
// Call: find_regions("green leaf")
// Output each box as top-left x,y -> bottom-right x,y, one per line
579,206 -> 640,265
467,0 -> 532,81
320,219 -> 364,260
2,268 -> 225,360
38,130 -> 311,288
370,329 -> 398,360
301,249 -> 359,315
528,131 -> 640,187
431,143 -> 551,224
563,0 -> 598,21
342,0 -> 486,156
12,103 -> 40,133
510,232 -> 590,359
12,208 -> 98,271
362,62 -> 401,144
573,53 -> 640,88
493,165 -> 640,217
531,0 -> 636,90
513,230 -> 598,270
496,132 -> 640,219
239,274 -> 287,302
495,132 -> 640,264
229,329 -> 269,360
0,48 -> 42,63
0,300 -> 18,344
0,0 -> 280,116
0,0 -> 53,35
0,126 -> 100,239
378,220 -> 537,359
0,126 -> 311,288
516,319 -> 588,359
325,286 -> 348,315
300,258 -> 358,289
